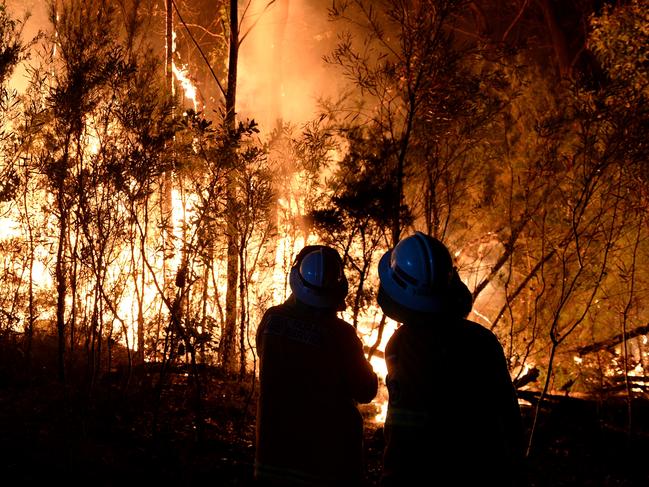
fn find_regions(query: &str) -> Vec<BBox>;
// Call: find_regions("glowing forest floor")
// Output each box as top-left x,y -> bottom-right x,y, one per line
1,359 -> 648,486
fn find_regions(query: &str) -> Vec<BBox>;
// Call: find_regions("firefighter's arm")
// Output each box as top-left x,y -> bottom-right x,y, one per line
344,327 -> 378,404
486,332 -> 526,462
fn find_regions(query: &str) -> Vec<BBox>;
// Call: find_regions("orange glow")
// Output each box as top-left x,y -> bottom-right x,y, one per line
1,2 -> 397,410
172,62 -> 199,111
0,217 -> 21,240
237,0 -> 340,129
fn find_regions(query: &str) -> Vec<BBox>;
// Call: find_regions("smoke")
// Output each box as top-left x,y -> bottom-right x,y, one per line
6,1 -> 341,131
237,0 -> 340,132
6,0 -> 50,94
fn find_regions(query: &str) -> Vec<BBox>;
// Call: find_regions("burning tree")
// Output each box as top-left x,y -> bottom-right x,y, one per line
0,0 -> 30,364
18,0 -> 178,383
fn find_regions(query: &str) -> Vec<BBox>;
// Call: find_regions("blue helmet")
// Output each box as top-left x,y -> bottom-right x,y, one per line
378,232 -> 454,313
289,245 -> 348,309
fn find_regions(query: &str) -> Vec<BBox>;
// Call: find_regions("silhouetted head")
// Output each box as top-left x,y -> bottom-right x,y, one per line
378,232 -> 472,322
289,245 -> 348,311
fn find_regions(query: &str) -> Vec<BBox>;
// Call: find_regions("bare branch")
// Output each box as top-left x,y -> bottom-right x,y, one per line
171,0 -> 227,99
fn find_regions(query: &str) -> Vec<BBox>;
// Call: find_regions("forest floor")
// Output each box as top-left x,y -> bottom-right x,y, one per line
1,363 -> 649,486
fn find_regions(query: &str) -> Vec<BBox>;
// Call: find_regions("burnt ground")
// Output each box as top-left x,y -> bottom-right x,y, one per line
1,365 -> 649,486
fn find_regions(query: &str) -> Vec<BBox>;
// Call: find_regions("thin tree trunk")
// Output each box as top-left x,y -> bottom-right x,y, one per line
537,0 -> 572,78
23,184 -> 35,368
69,218 -> 79,358
621,216 -> 644,437
163,0 -> 175,293
55,177 -> 68,383
131,219 -> 145,366
367,314 -> 387,361
239,243 -> 247,379
222,0 -> 239,375
526,339 -> 557,457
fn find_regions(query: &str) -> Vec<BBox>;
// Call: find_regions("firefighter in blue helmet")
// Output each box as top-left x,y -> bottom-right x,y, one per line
377,232 -> 525,486
255,245 -> 378,486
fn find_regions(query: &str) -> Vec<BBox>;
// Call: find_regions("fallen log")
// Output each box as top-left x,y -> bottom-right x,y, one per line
576,323 -> 649,357
514,366 -> 540,389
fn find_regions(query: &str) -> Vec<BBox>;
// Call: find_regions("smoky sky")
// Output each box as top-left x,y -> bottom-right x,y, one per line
7,0 -> 342,133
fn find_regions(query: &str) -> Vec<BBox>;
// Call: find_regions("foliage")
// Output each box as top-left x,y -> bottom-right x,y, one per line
0,1 -> 24,86
325,0 -> 484,242
588,0 -> 649,186
318,0 -> 649,404
309,124 -> 394,326
589,0 -> 648,99
0,0 -> 28,204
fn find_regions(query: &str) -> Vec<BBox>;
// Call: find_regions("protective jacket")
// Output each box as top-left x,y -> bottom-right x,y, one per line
382,317 -> 525,486
255,295 -> 378,486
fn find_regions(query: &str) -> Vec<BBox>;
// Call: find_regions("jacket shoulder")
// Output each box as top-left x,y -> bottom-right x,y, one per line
458,319 -> 503,345
260,304 -> 285,318
386,319 -> 503,351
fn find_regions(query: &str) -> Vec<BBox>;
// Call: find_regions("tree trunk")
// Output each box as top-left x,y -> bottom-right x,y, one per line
239,242 -> 247,379
537,0 -> 571,78
162,0 -> 174,293
69,217 -> 79,358
55,164 -> 69,384
23,187 -> 35,368
367,315 -> 387,361
135,226 -> 146,365
221,0 -> 240,375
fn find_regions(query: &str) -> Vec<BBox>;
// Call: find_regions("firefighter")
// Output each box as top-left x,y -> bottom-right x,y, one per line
377,232 -> 525,486
255,245 -> 378,486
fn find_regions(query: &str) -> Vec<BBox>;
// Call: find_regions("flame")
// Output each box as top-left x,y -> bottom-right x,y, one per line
272,186 -> 318,302
0,2 -> 398,401
237,0 -> 340,130
353,309 -> 398,423
370,353 -> 390,423
170,186 -> 199,264
629,363 -> 645,377
83,121 -> 102,157
0,217 -> 21,239
171,30 -> 200,111
172,62 -> 199,111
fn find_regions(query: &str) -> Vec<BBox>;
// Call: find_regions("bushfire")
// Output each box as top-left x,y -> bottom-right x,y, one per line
2,0 -> 648,428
